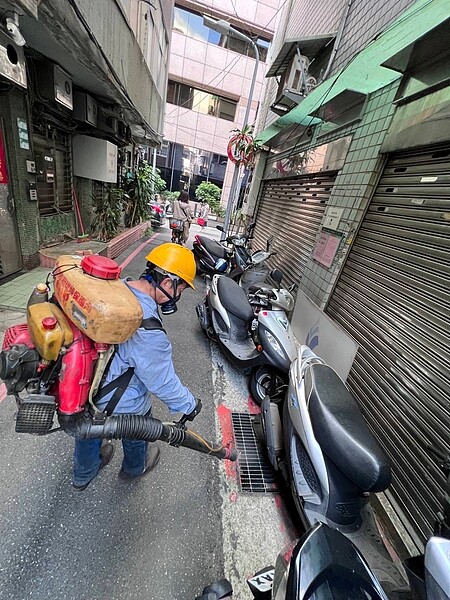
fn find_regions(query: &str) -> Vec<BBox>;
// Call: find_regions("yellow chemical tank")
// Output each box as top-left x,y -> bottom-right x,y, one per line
27,302 -> 74,362
52,255 -> 143,344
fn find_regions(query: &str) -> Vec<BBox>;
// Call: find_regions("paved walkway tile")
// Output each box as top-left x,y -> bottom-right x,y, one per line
0,268 -> 50,310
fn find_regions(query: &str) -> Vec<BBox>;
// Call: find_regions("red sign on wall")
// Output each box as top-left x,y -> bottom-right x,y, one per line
0,129 -> 9,184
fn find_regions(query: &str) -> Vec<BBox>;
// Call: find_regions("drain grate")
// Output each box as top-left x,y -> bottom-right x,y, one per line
231,412 -> 278,493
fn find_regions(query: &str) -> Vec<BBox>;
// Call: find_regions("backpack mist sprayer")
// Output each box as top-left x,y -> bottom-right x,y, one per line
0,255 -> 236,461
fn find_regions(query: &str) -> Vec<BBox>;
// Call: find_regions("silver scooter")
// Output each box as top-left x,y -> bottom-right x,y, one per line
257,345 -> 405,590
196,270 -> 297,405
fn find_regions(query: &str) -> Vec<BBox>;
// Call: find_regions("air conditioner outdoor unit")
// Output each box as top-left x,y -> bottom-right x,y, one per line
36,63 -> 73,110
284,53 -> 311,95
0,30 -> 26,88
73,91 -> 97,126
97,110 -> 118,135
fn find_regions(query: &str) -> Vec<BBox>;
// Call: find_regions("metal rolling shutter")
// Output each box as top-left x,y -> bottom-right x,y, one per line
327,145 -> 450,544
252,172 -> 337,287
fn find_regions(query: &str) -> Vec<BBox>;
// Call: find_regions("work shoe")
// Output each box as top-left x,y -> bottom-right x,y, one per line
118,446 -> 161,481
72,442 -> 115,491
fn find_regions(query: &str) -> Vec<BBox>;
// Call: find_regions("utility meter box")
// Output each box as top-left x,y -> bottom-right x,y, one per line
72,135 -> 118,183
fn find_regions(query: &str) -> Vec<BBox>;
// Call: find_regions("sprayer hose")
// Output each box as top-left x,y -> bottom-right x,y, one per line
58,412 -> 237,461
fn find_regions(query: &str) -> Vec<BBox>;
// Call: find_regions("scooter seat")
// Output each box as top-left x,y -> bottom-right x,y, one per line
217,276 -> 254,323
198,236 -> 228,259
307,363 -> 391,493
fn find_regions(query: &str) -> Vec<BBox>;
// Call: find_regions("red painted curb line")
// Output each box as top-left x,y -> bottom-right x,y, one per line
119,232 -> 160,270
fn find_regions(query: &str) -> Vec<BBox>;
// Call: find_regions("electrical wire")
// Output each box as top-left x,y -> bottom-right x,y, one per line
264,42 -> 370,167
261,0 -> 436,161
67,0 -> 158,139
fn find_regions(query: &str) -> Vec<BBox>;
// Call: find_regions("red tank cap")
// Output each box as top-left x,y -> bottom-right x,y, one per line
81,255 -> 122,280
42,317 -> 57,330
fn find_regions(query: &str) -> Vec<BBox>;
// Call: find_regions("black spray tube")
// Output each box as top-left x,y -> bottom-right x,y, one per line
58,411 -> 237,461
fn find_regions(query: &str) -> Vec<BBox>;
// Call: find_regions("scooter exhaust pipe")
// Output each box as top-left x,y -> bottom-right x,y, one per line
58,411 -> 237,461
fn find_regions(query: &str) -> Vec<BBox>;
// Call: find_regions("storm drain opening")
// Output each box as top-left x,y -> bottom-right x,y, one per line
231,412 -> 278,493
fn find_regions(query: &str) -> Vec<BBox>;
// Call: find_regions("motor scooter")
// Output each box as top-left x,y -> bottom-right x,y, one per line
196,270 -> 297,405
192,222 -> 257,278
196,444 -> 450,599
255,345 -> 405,590
196,518 -> 450,599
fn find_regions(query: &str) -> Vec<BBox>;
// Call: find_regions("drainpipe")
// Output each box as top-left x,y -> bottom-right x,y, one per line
320,0 -> 353,83
151,147 -> 157,199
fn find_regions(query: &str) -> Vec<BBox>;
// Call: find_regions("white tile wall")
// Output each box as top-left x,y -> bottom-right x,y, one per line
257,0 -> 417,133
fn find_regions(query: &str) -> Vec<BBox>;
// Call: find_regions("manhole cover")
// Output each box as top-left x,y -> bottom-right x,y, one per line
231,412 -> 278,493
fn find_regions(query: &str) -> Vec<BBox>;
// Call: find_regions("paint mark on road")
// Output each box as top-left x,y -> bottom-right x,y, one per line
247,395 -> 260,414
0,383 -> 7,402
217,403 -> 237,481
119,233 -> 160,270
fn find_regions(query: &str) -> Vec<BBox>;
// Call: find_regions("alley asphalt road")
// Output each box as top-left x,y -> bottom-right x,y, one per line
0,226 -> 227,600
0,224 -> 297,600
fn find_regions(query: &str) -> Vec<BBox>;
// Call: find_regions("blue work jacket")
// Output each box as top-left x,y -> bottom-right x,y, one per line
95,281 -> 196,416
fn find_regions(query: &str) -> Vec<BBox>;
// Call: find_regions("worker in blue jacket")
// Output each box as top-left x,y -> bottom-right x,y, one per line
72,243 -> 201,490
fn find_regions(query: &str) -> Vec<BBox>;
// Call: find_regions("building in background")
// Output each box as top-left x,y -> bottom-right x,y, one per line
157,0 -> 280,205
0,0 -> 171,277
246,0 -> 450,550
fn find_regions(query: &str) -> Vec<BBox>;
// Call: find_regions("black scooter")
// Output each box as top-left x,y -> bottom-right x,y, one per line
196,516 -> 450,600
195,446 -> 450,599
192,222 -> 256,278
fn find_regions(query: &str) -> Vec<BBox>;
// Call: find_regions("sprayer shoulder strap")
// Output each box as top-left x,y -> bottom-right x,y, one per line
94,317 -> 165,415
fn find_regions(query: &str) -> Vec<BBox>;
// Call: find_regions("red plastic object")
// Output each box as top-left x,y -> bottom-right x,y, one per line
57,320 -> 103,414
80,255 -> 121,280
2,324 -> 34,350
42,317 -> 57,330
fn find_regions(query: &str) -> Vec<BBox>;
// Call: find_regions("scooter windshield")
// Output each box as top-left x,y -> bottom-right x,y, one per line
285,523 -> 389,600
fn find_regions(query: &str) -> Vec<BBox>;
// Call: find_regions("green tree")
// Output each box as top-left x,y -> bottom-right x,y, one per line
195,182 -> 224,217
149,165 -> 167,197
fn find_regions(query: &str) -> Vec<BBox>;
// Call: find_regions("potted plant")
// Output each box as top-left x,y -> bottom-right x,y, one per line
90,186 -> 126,241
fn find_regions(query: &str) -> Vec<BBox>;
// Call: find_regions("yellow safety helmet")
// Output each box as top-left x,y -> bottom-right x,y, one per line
145,243 -> 196,289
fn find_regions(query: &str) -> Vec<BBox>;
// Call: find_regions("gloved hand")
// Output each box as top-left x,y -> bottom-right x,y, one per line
175,398 -> 202,428
185,397 -> 202,421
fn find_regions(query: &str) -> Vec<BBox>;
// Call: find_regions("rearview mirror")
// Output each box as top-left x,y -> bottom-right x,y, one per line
216,225 -> 224,232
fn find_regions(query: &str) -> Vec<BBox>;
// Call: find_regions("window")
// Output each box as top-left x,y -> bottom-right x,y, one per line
157,141 -> 169,157
166,80 -> 237,121
218,98 -> 237,121
173,6 -> 270,63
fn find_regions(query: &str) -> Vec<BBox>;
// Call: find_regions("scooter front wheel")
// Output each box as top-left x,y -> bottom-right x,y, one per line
249,366 -> 287,406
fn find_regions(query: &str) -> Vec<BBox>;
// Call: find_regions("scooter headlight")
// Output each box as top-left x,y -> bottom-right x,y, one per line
266,331 -> 285,359
285,294 -> 294,311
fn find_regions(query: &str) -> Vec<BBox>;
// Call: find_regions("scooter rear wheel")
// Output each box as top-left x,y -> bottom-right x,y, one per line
249,366 -> 287,406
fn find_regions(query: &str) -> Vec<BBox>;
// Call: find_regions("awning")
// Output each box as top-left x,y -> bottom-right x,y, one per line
258,0 -> 450,144
266,33 -> 336,78
310,89 -> 367,123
